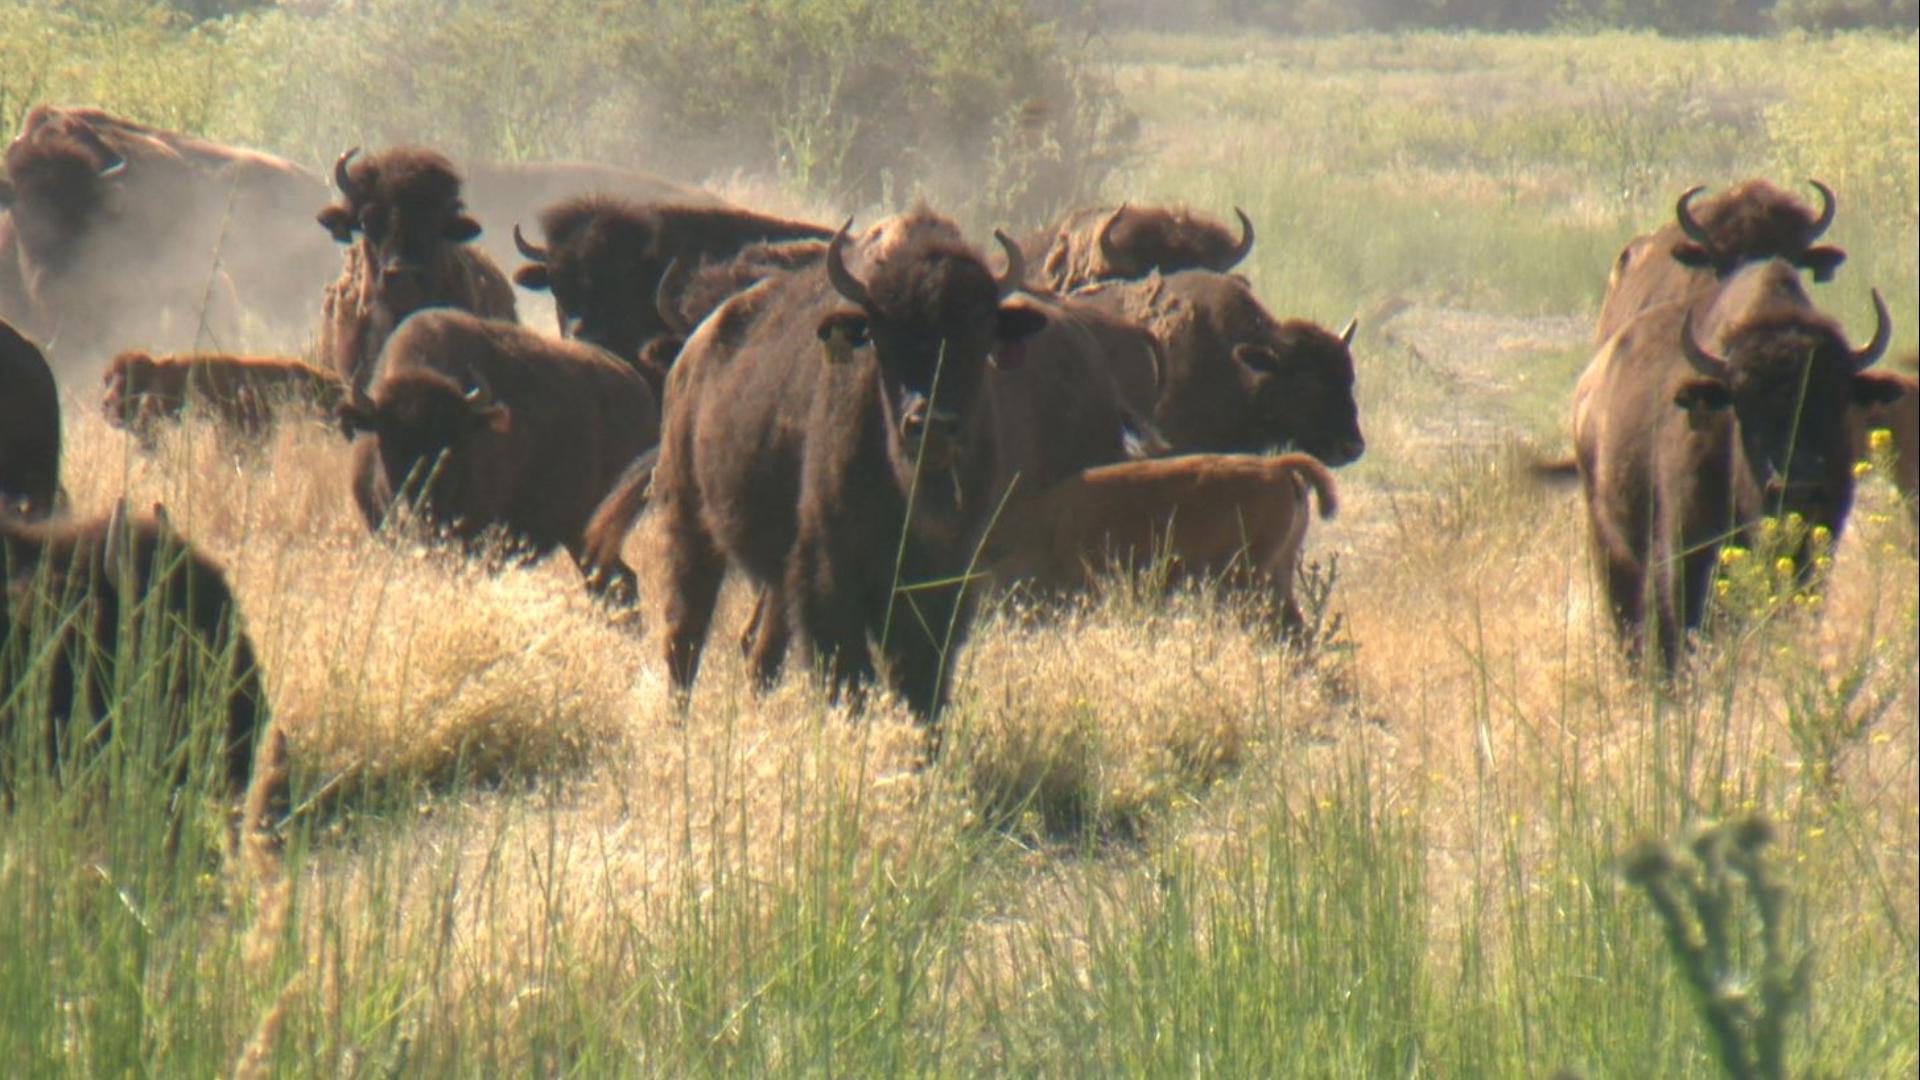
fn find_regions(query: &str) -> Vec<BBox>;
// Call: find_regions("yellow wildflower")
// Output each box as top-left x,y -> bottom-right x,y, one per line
1720,546 -> 1749,566
1868,428 -> 1893,454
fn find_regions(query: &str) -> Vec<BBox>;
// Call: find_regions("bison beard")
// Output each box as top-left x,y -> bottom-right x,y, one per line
649,214 -> 1056,724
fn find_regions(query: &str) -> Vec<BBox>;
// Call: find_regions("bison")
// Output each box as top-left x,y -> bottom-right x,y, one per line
316,147 -> 518,392
985,452 -> 1337,634
1021,203 -> 1255,293
1,318 -> 59,518
1594,179 -> 1845,345
1572,258 -> 1897,670
339,309 -> 657,569
1071,270 -> 1364,465
102,350 -> 345,442
637,210 -> 1163,720
1851,355 -> 1917,516
0,105 -> 332,356
510,197 -> 832,364
1,501 -> 282,837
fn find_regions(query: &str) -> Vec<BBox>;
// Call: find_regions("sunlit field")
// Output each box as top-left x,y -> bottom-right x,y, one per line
3,14 -> 1916,1077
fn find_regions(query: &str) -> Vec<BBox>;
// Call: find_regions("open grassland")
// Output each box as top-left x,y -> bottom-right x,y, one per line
4,20 -> 1918,1077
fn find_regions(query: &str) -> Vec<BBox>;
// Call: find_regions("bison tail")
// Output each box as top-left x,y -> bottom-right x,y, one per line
581,446 -> 661,579
1279,453 -> 1338,520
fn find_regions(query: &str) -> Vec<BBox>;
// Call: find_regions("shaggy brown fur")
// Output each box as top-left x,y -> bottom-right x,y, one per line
1022,203 -> 1254,293
0,318 -> 59,517
1572,259 -> 1897,670
1,504 -> 283,836
340,309 -> 656,570
1073,270 -> 1364,465
1594,178 -> 1846,345
987,453 -> 1337,632
315,146 -> 517,391
512,197 -> 831,363
101,350 -> 345,441
1850,358 -> 1918,516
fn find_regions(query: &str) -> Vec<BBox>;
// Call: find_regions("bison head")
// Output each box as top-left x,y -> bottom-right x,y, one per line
510,198 -> 662,357
1673,288 -> 1895,540
100,350 -> 168,432
816,219 -> 1043,482
318,147 -> 482,314
1670,179 -> 1845,283
0,111 -> 129,273
337,370 -> 510,528
1225,303 -> 1365,467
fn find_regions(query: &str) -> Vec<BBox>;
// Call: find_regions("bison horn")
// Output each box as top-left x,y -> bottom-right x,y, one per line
464,372 -> 495,408
825,218 -> 871,310
1851,288 -> 1892,371
1096,202 -> 1128,266
97,154 -> 127,180
1807,178 -> 1836,239
655,257 -> 693,337
1674,184 -> 1711,247
993,228 -> 1026,298
1217,206 -> 1255,272
512,223 -> 548,262
1338,316 -> 1358,347
1679,307 -> 1729,379
333,147 -> 362,201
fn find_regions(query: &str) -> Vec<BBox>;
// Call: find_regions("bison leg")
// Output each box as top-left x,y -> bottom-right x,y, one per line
349,438 -> 395,534
741,587 -> 793,692
876,578 -> 971,722
789,544 -> 879,710
658,503 -> 726,696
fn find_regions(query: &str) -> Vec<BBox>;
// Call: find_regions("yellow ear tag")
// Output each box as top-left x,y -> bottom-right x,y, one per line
822,323 -> 856,365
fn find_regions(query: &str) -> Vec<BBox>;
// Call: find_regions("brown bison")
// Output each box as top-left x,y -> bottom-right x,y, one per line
102,350 -> 345,441
462,159 -> 721,272
316,147 -> 518,392
1594,179 -> 1845,345
1072,270 -> 1364,465
1,502 -> 282,836
511,197 -> 832,364
0,105 -> 332,355
637,211 -> 1160,720
985,453 -> 1337,633
1850,355 -> 1917,515
1,318 -> 59,518
340,309 -> 657,568
1572,259 -> 1897,670
1022,203 -> 1255,293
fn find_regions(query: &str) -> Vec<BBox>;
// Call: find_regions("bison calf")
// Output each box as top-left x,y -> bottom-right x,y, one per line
340,309 -> 658,571
986,453 -> 1337,634
102,350 -> 345,441
1,503 -> 282,837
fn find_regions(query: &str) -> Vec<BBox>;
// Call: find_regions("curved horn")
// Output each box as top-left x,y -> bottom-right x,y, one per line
1679,307 -> 1728,379
97,155 -> 127,180
1096,202 -> 1128,266
463,371 -> 494,408
1217,206 -> 1255,271
1674,184 -> 1711,246
1851,288 -> 1892,371
512,223 -> 548,262
332,147 -> 362,201
993,228 -> 1026,298
1807,178 -> 1836,240
655,257 -> 693,337
824,218 -> 870,309
1338,316 -> 1358,347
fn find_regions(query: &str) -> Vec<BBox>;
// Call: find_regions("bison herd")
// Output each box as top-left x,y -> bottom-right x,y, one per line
1,105 -> 1915,837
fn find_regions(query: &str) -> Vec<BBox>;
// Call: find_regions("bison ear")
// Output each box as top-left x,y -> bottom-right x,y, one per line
474,402 -> 512,434
1802,245 -> 1846,283
513,264 -> 551,291
445,214 -> 483,243
335,400 -> 378,438
816,309 -> 870,363
1673,377 -> 1733,415
995,304 -> 1047,345
1670,241 -> 1713,269
317,204 -> 357,243
1232,343 -> 1281,377
1852,370 -> 1909,408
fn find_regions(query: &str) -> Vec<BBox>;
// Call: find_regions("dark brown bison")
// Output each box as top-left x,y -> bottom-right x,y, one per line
1072,270 -> 1364,465
1594,179 -> 1845,345
316,147 -> 518,392
461,159 -> 721,272
102,350 -> 345,441
1850,356 -> 1917,516
985,452 -> 1337,633
0,105 -> 332,355
340,309 -> 657,568
1572,259 -> 1897,670
1,502 -> 282,836
1021,203 -> 1255,293
637,211 -> 1162,720
1,318 -> 59,518
510,197 -> 832,364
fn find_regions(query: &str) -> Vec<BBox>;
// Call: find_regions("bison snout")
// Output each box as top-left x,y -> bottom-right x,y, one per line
378,260 -> 428,309
1324,435 -> 1365,468
901,399 -> 962,464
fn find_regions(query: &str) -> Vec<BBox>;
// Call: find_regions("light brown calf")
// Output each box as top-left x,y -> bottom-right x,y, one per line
102,350 -> 345,440
986,452 -> 1338,632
